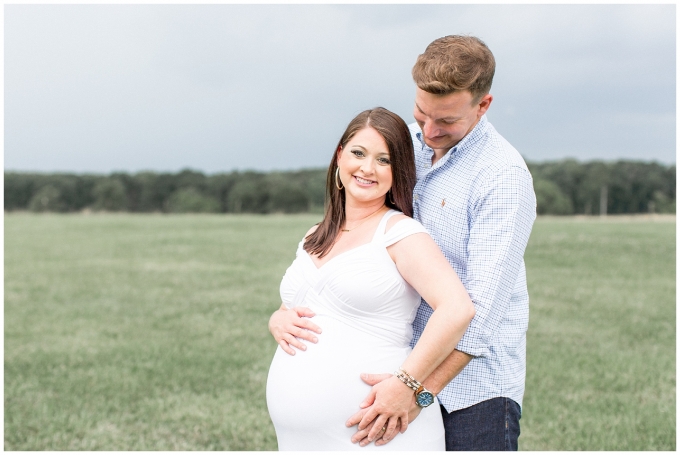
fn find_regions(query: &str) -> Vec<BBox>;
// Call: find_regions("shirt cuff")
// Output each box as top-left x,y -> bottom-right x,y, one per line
455,333 -> 490,358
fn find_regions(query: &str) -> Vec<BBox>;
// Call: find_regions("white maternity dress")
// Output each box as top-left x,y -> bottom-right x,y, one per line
266,210 -> 445,451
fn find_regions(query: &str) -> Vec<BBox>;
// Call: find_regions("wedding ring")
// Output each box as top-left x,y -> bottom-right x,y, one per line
381,426 -> 386,432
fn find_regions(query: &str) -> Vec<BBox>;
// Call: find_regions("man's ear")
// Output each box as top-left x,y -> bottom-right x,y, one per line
477,94 -> 493,117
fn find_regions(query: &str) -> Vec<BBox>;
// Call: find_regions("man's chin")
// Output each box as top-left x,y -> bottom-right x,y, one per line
424,138 -> 454,151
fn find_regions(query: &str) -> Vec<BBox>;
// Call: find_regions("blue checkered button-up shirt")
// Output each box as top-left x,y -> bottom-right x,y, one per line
409,115 -> 536,413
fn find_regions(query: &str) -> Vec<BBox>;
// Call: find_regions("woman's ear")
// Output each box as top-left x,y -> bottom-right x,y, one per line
335,145 -> 343,165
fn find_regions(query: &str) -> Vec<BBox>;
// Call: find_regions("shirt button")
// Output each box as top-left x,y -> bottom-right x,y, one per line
414,195 -> 419,201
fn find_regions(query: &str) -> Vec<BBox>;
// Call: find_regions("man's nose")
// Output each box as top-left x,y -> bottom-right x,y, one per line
422,120 -> 438,138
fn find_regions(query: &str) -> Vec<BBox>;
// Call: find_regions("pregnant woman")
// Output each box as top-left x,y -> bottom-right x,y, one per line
266,107 -> 475,450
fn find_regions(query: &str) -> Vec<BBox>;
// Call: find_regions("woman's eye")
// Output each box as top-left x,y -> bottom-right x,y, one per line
351,150 -> 364,157
378,157 -> 391,165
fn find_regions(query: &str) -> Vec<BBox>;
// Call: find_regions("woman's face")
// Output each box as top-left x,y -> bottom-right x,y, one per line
337,126 -> 393,206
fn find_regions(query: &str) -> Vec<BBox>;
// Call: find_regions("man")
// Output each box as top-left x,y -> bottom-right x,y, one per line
269,35 -> 536,450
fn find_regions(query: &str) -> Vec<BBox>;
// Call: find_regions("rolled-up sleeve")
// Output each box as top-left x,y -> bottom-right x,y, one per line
455,165 -> 536,357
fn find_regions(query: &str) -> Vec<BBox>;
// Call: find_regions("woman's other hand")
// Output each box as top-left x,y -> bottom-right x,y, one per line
268,304 -> 322,355
346,373 -> 423,446
348,375 -> 413,446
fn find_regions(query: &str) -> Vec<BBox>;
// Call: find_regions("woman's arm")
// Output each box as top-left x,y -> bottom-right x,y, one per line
268,224 -> 323,355
350,226 -> 475,444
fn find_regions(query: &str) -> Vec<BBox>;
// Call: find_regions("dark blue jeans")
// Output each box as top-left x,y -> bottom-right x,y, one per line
440,397 -> 521,451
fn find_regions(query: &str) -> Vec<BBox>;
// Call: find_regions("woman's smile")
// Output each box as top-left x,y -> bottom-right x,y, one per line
353,175 -> 377,186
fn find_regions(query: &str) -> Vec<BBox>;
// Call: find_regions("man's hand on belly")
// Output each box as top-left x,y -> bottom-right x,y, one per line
345,373 -> 422,446
268,305 -> 322,355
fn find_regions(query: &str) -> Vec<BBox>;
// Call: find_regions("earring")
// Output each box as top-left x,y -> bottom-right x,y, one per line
388,190 -> 396,205
335,167 -> 344,190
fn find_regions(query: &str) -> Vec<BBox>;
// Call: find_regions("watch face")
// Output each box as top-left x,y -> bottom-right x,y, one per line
416,391 -> 434,407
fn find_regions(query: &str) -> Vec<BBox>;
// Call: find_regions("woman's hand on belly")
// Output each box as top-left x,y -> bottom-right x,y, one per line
268,304 -> 322,355
345,374 -> 415,446
349,408 -> 423,447
347,374 -> 423,446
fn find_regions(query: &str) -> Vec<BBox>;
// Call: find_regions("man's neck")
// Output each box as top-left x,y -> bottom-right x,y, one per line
431,148 -> 449,166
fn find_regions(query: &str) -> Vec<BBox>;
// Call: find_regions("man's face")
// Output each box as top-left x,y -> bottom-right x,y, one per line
413,88 -> 492,153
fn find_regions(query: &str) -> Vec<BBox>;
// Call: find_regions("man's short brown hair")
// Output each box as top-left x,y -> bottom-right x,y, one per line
412,35 -> 496,102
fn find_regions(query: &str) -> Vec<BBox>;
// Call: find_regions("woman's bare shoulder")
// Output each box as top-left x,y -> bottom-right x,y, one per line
304,224 -> 320,239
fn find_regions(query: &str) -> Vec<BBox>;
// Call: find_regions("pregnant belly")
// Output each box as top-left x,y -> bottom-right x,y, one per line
266,313 -> 411,442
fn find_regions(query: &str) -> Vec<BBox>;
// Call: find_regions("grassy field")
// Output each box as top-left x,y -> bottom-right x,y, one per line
521,215 -> 675,450
4,213 -> 676,450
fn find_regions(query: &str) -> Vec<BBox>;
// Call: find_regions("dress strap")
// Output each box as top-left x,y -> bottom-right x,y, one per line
382,217 -> 430,247
371,209 -> 402,243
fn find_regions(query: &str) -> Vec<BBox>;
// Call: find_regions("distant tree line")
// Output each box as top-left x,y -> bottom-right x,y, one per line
4,169 -> 326,214
4,160 -> 676,215
527,160 -> 675,215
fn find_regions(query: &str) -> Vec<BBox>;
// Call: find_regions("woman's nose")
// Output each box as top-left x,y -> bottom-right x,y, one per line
360,159 -> 375,174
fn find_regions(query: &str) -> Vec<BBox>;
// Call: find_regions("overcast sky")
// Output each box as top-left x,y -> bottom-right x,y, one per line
4,4 -> 676,174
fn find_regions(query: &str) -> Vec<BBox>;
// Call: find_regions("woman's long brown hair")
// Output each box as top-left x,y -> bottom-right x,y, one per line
303,107 -> 416,258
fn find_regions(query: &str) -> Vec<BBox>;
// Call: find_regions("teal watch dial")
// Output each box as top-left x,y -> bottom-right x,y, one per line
416,390 -> 435,407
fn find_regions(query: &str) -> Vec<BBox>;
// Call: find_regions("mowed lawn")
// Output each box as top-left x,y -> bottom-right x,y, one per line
4,213 -> 675,450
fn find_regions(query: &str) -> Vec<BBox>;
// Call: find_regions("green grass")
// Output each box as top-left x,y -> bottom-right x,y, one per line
522,216 -> 675,450
4,213 -> 322,450
4,213 -> 675,450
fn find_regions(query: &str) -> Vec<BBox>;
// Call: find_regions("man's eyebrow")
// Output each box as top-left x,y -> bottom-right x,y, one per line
415,102 -> 459,121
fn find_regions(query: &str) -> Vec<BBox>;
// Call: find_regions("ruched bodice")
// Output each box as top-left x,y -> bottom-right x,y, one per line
280,210 -> 425,348
267,210 -> 445,451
